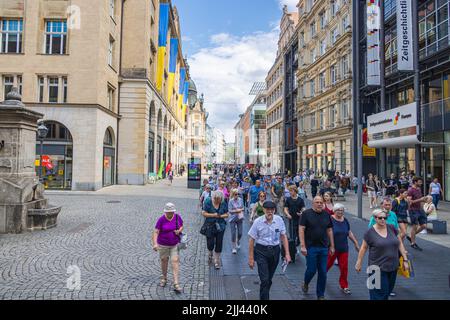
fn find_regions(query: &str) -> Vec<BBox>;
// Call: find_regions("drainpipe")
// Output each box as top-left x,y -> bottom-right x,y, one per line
116,0 -> 126,185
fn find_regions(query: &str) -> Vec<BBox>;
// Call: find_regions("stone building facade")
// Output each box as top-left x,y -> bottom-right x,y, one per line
265,6 -> 298,175
296,0 -> 353,175
0,0 -> 191,190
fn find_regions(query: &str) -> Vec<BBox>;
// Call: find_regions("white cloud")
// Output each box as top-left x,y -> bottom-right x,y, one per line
278,0 -> 299,11
188,31 -> 278,143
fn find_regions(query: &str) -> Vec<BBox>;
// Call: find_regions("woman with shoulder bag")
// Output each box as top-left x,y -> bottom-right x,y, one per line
152,203 -> 183,293
202,191 -> 229,269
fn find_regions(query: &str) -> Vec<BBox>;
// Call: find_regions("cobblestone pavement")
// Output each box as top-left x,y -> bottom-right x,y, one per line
2,177 -> 450,300
0,177 -> 209,300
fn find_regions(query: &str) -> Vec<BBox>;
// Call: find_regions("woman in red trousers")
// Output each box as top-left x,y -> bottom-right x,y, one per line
327,203 -> 360,295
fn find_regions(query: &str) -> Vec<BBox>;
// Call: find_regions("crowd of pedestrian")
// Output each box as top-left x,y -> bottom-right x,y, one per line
152,164 -> 429,300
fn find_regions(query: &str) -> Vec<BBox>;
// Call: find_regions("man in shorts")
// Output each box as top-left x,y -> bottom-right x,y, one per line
407,177 -> 427,251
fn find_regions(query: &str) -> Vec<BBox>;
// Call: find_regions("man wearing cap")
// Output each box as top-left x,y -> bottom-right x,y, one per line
248,200 -> 291,300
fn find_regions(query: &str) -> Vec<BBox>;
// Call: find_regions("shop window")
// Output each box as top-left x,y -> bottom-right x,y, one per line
35,121 -> 73,190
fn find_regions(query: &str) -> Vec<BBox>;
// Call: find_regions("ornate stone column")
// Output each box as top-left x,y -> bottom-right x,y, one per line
0,89 -> 59,233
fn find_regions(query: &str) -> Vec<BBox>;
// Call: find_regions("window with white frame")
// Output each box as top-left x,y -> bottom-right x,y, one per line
37,75 -> 68,103
48,77 -> 59,103
17,75 -> 22,95
108,36 -> 114,66
331,65 -> 337,84
340,99 -> 349,120
108,85 -> 115,110
341,54 -> 349,77
319,109 -> 324,129
320,11 -> 326,29
331,27 -> 339,44
342,14 -> 350,31
329,105 -> 336,127
299,116 -> 304,133
319,72 -> 325,91
331,0 -> 338,16
320,39 -> 326,55
38,76 -> 44,102
310,22 -> 316,38
45,20 -> 67,54
2,75 -> 14,99
0,19 -> 23,53
63,77 -> 67,103
311,113 -> 316,130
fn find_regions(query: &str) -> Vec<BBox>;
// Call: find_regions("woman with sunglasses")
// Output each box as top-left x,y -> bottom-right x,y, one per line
250,191 -> 266,223
355,209 -> 409,300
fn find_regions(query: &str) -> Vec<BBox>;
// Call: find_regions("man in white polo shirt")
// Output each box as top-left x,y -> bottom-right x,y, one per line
248,200 -> 291,300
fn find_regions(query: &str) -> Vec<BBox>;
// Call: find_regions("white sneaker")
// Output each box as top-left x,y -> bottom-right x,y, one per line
370,205 -> 373,209
232,248 -> 237,254
236,243 -> 241,250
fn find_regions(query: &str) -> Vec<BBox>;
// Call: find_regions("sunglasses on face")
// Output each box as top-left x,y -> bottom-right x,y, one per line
376,216 -> 387,220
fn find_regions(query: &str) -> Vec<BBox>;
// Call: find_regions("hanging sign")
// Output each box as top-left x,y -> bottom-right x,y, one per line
367,102 -> 420,148
367,0 -> 381,86
397,0 -> 414,71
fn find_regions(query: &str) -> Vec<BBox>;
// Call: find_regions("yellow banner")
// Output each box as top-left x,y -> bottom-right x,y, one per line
167,72 -> 175,104
156,46 -> 166,91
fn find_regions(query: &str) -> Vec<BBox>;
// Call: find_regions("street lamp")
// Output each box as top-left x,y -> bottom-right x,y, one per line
37,122 -> 48,183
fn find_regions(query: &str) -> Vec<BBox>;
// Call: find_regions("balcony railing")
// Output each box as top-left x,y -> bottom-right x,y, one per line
421,98 -> 450,134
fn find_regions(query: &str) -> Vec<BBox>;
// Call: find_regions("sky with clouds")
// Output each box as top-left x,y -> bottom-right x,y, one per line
172,0 -> 298,143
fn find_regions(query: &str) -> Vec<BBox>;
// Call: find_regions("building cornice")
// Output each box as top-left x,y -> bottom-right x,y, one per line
25,103 -> 122,119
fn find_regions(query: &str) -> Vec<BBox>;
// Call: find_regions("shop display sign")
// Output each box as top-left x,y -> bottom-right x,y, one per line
41,155 -> 54,170
188,164 -> 201,181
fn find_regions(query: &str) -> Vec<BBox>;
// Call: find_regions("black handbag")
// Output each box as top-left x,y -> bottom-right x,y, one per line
200,220 -> 209,236
200,220 -> 217,237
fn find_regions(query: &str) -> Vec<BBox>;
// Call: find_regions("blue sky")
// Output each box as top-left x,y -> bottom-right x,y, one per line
172,0 -> 298,142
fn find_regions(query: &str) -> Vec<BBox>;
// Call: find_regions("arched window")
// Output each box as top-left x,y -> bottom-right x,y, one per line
103,128 -> 115,187
35,121 -> 72,190
103,128 -> 114,146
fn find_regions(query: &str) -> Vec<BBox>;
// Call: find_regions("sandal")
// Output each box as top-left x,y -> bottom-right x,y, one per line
173,283 -> 182,293
159,278 -> 167,287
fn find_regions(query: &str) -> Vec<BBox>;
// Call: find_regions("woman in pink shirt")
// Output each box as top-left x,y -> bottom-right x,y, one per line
152,202 -> 183,293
